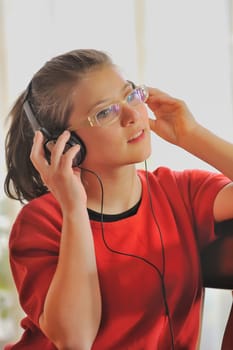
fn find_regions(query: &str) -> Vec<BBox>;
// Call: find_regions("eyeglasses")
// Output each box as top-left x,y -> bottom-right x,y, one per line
86,85 -> 149,127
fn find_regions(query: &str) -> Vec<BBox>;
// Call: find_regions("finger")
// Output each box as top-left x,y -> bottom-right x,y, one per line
30,131 -> 47,169
146,87 -> 177,106
149,118 -> 176,144
149,118 -> 160,134
60,144 -> 81,169
146,93 -> 181,119
49,130 -> 71,167
147,87 -> 171,99
149,118 -> 155,129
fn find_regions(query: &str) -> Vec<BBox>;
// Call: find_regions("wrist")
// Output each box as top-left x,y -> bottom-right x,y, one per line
178,121 -> 203,150
61,203 -> 88,220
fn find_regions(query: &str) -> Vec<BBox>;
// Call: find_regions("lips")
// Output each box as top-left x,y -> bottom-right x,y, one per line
128,130 -> 144,142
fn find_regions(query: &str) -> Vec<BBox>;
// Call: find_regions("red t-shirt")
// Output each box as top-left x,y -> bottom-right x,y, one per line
5,167 -> 230,349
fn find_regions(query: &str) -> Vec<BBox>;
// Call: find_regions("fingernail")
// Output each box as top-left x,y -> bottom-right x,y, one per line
63,130 -> 70,136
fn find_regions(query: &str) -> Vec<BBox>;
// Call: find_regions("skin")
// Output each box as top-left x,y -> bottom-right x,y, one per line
30,66 -> 233,349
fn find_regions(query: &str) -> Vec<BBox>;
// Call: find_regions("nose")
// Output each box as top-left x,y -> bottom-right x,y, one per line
120,104 -> 140,126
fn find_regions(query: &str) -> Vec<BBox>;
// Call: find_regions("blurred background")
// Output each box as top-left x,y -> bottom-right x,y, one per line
0,0 -> 232,349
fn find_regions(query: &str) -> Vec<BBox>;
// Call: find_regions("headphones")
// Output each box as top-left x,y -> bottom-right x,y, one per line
23,99 -> 86,167
23,80 -> 138,167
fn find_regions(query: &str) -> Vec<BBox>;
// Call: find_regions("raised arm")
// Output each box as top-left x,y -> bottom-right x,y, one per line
31,130 -> 101,350
146,88 -> 233,222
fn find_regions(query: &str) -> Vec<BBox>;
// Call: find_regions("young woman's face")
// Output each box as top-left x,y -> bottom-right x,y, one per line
69,65 -> 151,170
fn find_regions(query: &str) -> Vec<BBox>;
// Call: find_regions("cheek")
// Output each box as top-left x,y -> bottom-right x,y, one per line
81,130 -> 121,157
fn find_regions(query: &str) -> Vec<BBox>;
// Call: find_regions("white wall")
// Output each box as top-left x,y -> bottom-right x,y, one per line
1,0 -> 232,348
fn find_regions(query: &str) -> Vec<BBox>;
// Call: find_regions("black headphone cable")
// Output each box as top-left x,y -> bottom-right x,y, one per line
80,165 -> 175,350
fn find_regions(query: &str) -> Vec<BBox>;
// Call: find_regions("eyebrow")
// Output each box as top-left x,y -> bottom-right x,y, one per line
87,82 -> 132,115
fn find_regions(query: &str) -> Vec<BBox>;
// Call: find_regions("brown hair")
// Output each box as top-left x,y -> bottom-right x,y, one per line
4,49 -> 113,203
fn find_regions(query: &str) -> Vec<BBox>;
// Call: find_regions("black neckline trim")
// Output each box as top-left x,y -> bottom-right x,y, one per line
87,198 -> 141,222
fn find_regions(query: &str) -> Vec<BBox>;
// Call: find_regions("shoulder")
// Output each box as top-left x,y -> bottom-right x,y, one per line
18,192 -> 61,220
138,166 -> 183,183
138,166 -> 229,189
137,166 -> 188,192
137,166 -> 230,206
10,193 -> 62,246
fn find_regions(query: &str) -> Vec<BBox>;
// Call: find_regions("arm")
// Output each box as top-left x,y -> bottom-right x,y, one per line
200,219 -> 233,348
146,88 -> 233,222
201,219 -> 233,289
147,87 -> 233,348
31,131 -> 101,350
146,88 -> 233,349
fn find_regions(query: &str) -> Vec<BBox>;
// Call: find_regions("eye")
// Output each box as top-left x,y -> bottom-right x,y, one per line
96,107 -> 112,120
96,104 -> 120,124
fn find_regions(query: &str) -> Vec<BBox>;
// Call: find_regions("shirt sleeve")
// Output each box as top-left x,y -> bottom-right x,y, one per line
9,194 -> 62,327
174,168 -> 231,249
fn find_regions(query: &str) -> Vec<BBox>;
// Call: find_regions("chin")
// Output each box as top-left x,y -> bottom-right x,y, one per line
129,148 -> 152,165
141,145 -> 152,160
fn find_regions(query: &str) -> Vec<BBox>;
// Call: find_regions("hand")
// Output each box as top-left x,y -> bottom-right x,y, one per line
146,87 -> 198,146
30,130 -> 87,212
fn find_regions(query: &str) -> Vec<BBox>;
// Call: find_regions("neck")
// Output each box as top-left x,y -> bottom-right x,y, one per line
81,164 -> 142,214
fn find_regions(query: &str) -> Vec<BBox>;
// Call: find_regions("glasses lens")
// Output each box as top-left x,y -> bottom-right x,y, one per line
96,104 -> 120,126
127,86 -> 148,106
93,85 -> 148,126
137,86 -> 149,102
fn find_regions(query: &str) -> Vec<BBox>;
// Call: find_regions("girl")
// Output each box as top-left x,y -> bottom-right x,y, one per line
4,49 -> 233,349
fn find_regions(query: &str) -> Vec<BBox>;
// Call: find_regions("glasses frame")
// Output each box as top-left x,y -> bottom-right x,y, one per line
86,83 -> 149,127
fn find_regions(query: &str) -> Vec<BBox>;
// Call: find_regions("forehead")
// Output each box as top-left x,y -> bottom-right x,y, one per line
79,66 -> 126,97
71,66 -> 127,112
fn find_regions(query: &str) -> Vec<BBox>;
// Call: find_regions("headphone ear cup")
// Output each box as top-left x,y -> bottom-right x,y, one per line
68,132 -> 86,166
43,131 -> 86,167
